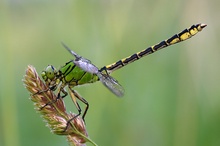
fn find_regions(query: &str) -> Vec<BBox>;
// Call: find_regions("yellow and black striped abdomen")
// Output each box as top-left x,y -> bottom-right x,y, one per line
101,23 -> 206,74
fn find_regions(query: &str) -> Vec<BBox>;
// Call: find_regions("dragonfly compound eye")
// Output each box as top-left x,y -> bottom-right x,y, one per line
41,65 -> 57,81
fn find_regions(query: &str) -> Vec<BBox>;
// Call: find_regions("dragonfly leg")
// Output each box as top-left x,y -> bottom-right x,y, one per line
40,86 -> 68,109
67,87 -> 89,122
33,83 -> 57,96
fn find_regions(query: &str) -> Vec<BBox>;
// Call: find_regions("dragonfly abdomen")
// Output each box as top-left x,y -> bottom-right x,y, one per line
102,23 -> 206,74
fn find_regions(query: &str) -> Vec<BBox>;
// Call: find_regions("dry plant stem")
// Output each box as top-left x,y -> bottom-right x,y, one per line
23,65 -> 97,146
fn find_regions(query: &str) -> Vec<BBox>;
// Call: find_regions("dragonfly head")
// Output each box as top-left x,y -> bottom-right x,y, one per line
41,65 -> 57,84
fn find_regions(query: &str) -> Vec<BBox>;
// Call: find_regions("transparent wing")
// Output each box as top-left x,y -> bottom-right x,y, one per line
98,73 -> 124,97
62,42 -> 81,59
62,42 -> 99,74
62,42 -> 124,97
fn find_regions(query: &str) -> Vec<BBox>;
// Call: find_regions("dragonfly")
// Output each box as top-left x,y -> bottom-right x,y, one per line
41,23 -> 206,123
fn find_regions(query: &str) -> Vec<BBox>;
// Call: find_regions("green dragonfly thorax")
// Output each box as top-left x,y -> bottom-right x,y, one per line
59,61 -> 99,86
41,61 -> 99,90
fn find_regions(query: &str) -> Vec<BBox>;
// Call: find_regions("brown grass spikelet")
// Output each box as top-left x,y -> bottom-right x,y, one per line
23,65 -> 97,146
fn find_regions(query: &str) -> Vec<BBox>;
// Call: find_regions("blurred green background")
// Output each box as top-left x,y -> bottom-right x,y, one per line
0,0 -> 219,146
